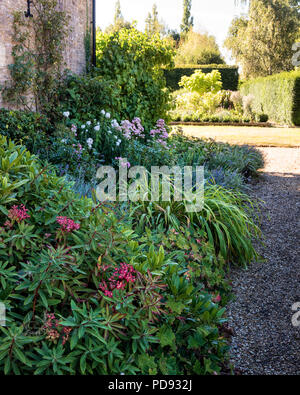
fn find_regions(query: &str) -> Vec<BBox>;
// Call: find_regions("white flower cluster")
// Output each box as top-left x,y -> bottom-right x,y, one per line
101,109 -> 111,119
86,138 -> 93,150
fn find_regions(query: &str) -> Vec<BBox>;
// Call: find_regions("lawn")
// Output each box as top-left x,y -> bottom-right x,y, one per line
174,125 -> 300,147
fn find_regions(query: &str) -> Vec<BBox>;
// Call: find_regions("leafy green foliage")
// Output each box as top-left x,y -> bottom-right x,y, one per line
170,83 -> 269,124
95,28 -> 175,129
2,1 -> 70,115
165,65 -> 239,91
55,72 -> 121,123
175,30 -> 225,65
179,70 -> 223,95
127,130 -> 263,265
0,108 -> 52,152
0,136 -> 230,375
130,178 -> 261,267
225,0 -> 300,78
0,108 -> 101,181
241,70 -> 300,126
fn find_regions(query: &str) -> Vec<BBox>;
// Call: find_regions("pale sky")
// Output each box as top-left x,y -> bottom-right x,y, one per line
96,0 -> 247,62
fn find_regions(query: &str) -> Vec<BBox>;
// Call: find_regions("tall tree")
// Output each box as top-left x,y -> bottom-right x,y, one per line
105,0 -> 132,34
145,4 -> 167,37
225,0 -> 300,77
114,0 -> 123,24
180,0 -> 194,34
175,30 -> 225,65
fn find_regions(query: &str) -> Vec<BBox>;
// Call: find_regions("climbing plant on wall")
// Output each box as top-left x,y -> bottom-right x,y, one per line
2,0 -> 70,117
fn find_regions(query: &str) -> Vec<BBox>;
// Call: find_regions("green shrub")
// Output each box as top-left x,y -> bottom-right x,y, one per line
0,136 -> 229,375
56,72 -> 121,123
179,70 -> 223,95
0,108 -> 52,152
95,28 -> 175,130
170,111 -> 253,123
165,65 -> 239,91
0,108 -> 101,182
255,113 -> 269,123
241,70 -> 300,126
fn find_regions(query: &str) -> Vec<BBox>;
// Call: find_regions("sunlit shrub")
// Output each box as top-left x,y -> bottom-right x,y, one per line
179,69 -> 223,95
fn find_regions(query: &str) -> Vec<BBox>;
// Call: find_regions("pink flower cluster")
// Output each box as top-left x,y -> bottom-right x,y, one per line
72,143 -> 83,158
212,294 -> 222,303
115,157 -> 131,168
56,216 -> 80,233
44,313 -> 72,345
118,118 -> 145,140
7,204 -> 30,224
150,119 -> 169,147
99,263 -> 136,298
71,124 -> 77,136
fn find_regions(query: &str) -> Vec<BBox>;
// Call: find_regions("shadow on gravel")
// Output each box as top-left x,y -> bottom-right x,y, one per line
228,170 -> 300,375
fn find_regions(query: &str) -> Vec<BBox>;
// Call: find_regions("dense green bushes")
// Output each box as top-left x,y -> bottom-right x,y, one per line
0,122 -> 263,374
0,108 -> 101,182
241,70 -> 300,126
0,136 -> 232,374
165,65 -> 239,92
169,70 -> 267,124
95,28 -> 174,129
56,73 -> 122,123
0,108 -> 52,152
0,108 -> 263,193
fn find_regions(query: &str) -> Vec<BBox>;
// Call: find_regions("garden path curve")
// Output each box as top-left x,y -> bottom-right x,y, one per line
228,147 -> 300,375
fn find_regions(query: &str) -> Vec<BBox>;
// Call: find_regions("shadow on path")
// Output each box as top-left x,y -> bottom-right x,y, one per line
228,158 -> 300,374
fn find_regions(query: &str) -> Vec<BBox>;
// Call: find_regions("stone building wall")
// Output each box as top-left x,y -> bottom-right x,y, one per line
0,0 -> 93,107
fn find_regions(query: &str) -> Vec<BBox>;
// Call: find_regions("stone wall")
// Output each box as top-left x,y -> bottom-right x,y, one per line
0,0 -> 93,107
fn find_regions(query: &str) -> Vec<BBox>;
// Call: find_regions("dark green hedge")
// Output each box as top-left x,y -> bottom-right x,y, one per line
164,64 -> 239,91
241,71 -> 300,126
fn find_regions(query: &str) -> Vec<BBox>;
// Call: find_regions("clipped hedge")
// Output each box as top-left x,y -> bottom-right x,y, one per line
241,71 -> 300,126
164,65 -> 239,91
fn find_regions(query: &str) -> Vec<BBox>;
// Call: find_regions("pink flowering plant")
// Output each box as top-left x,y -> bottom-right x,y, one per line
4,204 -> 30,229
60,107 -> 173,169
98,262 -> 137,298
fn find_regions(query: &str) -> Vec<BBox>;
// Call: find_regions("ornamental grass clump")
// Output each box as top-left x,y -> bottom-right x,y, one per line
130,180 -> 260,267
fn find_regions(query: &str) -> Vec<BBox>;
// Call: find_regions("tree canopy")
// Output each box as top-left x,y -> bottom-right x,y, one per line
105,0 -> 133,34
145,3 -> 167,37
225,0 -> 300,77
180,0 -> 194,33
175,30 -> 225,65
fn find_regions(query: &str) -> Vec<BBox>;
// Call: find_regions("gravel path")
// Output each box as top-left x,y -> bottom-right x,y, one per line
228,147 -> 300,375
